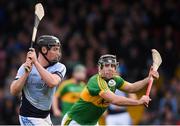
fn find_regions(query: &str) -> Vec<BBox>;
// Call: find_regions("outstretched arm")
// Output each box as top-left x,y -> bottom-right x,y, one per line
99,90 -> 150,106
122,77 -> 149,93
121,67 -> 159,93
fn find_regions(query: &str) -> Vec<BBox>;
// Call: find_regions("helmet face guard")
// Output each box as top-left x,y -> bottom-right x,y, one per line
98,54 -> 119,69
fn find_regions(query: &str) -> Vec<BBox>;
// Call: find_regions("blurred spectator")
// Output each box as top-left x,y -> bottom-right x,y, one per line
0,88 -> 4,124
159,90 -> 178,115
158,89 -> 178,124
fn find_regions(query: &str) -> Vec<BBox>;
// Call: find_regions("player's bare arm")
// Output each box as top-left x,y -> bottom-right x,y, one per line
27,48 -> 61,88
52,94 -> 61,117
33,61 -> 61,88
120,67 -> 159,93
99,90 -> 151,106
52,82 -> 62,117
10,74 -> 28,96
10,57 -> 32,96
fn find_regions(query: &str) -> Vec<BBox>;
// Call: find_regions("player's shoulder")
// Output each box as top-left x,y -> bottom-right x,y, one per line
88,74 -> 98,83
113,75 -> 124,81
86,74 -> 101,96
87,74 -> 104,89
113,75 -> 125,88
51,62 -> 66,72
54,62 -> 66,69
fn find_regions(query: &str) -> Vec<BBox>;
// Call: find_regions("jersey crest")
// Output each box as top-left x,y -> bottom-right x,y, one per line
108,79 -> 116,92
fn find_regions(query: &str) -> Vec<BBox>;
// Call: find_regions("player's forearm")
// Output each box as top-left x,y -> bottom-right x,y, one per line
129,77 -> 149,93
112,96 -> 142,106
34,61 -> 60,87
52,95 -> 62,116
10,73 -> 29,96
52,96 -> 59,111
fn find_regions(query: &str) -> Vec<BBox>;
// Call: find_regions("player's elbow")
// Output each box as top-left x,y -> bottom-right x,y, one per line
128,88 -> 135,93
48,83 -> 56,88
111,99 -> 118,105
109,95 -> 121,105
47,81 -> 59,88
10,90 -> 19,96
47,76 -> 61,88
126,84 -> 136,93
10,86 -> 19,96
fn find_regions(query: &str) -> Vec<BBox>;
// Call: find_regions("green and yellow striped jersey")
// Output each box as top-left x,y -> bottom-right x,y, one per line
55,78 -> 85,115
68,74 -> 125,125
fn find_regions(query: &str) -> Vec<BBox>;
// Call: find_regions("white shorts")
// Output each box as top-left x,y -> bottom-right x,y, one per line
61,114 -> 98,126
19,114 -> 52,126
61,114 -> 79,126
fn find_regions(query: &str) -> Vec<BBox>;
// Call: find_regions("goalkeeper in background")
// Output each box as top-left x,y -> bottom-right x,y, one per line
52,64 -> 87,117
61,54 -> 159,126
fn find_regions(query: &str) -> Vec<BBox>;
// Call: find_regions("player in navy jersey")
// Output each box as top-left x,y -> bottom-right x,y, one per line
10,35 -> 66,125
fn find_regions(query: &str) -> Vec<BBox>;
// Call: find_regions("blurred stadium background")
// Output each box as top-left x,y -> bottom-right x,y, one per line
0,0 -> 179,125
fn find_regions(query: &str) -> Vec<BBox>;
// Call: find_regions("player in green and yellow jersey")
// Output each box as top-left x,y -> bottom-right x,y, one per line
61,54 -> 159,125
52,64 -> 87,117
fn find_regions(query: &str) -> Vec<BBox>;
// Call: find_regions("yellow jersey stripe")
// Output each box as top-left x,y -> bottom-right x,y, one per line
97,75 -> 108,91
99,77 -> 106,90
80,87 -> 109,107
119,81 -> 128,91
100,77 -> 108,91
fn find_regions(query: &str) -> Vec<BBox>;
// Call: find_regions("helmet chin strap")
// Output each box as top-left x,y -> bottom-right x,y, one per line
40,50 -> 56,66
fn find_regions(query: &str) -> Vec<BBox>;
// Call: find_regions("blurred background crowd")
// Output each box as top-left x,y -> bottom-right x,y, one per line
0,0 -> 179,125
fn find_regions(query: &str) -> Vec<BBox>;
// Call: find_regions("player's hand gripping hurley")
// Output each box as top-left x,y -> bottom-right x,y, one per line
146,49 -> 162,96
25,3 -> 44,72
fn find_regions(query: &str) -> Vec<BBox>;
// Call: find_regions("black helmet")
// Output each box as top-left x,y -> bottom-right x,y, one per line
98,54 -> 119,67
36,35 -> 61,65
37,35 -> 61,48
